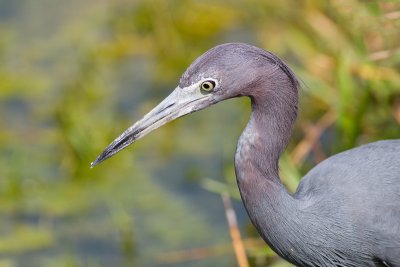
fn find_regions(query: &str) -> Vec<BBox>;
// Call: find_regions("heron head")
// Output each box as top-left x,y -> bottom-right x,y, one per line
91,43 -> 295,166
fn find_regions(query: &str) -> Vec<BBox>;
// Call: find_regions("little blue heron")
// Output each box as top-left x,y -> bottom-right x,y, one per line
92,43 -> 400,266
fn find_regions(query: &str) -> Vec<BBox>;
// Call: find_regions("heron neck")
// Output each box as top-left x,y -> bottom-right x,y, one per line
234,87 -> 304,262
235,88 -> 297,187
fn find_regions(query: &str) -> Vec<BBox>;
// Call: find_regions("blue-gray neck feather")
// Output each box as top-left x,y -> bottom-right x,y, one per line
234,68 -> 305,262
178,43 -> 385,266
233,60 -> 372,266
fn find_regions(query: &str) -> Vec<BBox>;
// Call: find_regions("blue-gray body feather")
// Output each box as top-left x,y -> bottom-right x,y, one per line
293,140 -> 400,266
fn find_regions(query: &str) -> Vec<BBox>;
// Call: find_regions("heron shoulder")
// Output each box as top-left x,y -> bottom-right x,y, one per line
295,139 -> 400,200
292,140 -> 400,265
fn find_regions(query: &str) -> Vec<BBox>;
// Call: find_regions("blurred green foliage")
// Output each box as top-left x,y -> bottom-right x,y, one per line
0,0 -> 399,266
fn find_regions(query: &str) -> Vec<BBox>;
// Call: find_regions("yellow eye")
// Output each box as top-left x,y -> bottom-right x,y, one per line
200,80 -> 216,93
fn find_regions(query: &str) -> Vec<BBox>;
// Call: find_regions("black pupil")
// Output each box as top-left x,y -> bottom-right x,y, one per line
203,83 -> 210,89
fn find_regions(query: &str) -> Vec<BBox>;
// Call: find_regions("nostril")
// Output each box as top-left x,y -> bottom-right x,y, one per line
164,103 -> 175,109
156,103 -> 175,115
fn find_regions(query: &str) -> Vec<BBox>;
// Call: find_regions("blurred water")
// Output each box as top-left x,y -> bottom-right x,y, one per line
0,1 -> 250,266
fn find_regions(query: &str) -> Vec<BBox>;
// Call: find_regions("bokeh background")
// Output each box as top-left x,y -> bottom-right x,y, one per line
0,0 -> 399,266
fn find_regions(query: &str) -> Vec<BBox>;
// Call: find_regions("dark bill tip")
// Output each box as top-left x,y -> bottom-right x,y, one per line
90,147 -> 114,168
91,151 -> 109,168
90,130 -> 138,168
